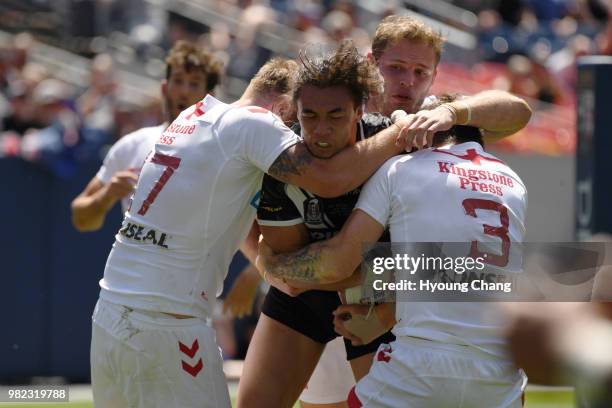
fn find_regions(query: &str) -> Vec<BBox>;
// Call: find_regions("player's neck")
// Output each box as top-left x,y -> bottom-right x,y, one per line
235,88 -> 274,111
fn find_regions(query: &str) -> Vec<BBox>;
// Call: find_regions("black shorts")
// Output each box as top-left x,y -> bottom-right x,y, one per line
262,286 -> 395,360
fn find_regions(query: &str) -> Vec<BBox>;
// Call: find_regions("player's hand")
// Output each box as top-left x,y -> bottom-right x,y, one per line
502,303 -> 595,385
394,105 -> 455,151
332,304 -> 370,346
255,235 -> 273,274
223,264 -> 261,318
106,170 -> 138,199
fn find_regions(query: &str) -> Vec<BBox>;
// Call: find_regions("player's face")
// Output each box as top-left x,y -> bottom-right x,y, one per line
162,64 -> 208,122
376,39 -> 437,115
297,85 -> 363,159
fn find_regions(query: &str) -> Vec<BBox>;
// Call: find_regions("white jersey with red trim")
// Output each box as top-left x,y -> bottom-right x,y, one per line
356,142 -> 527,359
100,95 -> 300,318
96,124 -> 165,211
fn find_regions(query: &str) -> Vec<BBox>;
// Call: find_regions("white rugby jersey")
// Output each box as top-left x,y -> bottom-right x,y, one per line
356,142 -> 527,359
100,95 -> 300,318
96,124 -> 165,211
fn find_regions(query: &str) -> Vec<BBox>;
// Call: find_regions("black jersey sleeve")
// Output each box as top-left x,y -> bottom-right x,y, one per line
257,174 -> 304,226
361,113 -> 393,138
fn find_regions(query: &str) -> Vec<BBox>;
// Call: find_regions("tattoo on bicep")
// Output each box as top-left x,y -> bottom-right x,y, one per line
268,144 -> 313,183
266,244 -> 325,282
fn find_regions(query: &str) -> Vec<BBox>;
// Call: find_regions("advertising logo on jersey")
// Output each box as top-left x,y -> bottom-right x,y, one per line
304,198 -> 322,224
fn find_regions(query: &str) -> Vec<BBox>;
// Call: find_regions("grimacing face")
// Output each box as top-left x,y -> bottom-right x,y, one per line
162,63 -> 209,122
297,85 -> 363,159
376,38 -> 437,115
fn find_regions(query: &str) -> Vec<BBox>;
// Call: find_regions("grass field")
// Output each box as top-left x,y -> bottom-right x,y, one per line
0,386 -> 576,408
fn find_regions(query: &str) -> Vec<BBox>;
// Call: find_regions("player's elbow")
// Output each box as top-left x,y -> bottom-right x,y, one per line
512,96 -> 533,129
320,266 -> 351,284
70,202 -> 103,232
71,215 -> 103,232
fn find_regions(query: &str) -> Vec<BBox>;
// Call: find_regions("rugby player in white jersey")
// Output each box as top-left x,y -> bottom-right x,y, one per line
239,16 -> 531,408
258,96 -> 528,407
71,41 -> 222,230
89,56 -> 426,408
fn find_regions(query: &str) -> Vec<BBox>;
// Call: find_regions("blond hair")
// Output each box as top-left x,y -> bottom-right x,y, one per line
372,16 -> 444,64
250,58 -> 299,96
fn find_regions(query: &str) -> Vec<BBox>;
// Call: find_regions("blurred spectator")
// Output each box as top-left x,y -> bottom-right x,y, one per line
596,1 -> 612,54
498,0 -> 528,26
225,4 -> 277,85
548,34 -> 595,91
1,80 -> 40,136
18,78 -> 109,178
10,32 -> 33,73
77,53 -> 117,135
524,0 -> 570,22
501,53 -> 565,105
321,9 -> 353,42
289,0 -> 325,32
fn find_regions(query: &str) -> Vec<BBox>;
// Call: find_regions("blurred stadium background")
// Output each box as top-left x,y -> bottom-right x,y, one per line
2,0 -> 611,407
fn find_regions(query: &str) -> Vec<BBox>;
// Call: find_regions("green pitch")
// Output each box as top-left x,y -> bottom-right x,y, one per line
0,388 -> 576,407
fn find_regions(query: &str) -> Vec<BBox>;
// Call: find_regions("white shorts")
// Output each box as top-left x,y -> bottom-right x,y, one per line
300,337 -> 356,404
350,337 -> 527,408
91,298 -> 231,408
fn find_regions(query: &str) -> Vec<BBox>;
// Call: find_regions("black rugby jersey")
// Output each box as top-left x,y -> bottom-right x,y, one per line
257,113 -> 392,242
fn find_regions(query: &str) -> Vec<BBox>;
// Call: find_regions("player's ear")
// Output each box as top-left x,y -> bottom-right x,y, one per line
273,96 -> 292,120
367,51 -> 376,65
355,103 -> 364,120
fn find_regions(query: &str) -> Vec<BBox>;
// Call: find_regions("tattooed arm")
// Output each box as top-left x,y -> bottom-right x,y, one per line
266,120 -> 411,198
258,209 -> 385,284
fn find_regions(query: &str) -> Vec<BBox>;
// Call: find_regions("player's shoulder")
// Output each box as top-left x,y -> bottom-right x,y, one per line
118,124 -> 164,145
220,104 -> 280,128
108,124 -> 163,153
262,173 -> 287,190
376,154 -> 413,178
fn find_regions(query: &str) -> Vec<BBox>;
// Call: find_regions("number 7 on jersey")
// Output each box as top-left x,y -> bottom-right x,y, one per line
137,152 -> 182,216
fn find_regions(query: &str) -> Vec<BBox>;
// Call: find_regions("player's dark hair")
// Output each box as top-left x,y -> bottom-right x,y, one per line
293,40 -> 383,107
423,94 -> 484,148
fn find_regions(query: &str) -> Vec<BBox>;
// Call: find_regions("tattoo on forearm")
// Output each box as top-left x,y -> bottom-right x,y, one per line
265,243 -> 326,282
268,144 -> 313,182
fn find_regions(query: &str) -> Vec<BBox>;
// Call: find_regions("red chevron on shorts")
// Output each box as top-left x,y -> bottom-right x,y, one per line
179,339 -> 203,377
181,358 -> 203,377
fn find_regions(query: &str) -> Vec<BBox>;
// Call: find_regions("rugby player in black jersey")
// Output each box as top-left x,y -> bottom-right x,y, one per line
237,35 -> 532,407
247,41 -> 393,408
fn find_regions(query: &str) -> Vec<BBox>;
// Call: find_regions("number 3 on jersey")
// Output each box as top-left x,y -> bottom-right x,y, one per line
136,152 -> 182,216
462,198 -> 510,267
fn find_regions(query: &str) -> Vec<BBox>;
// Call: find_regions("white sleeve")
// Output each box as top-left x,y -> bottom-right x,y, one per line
95,134 -> 135,183
223,108 -> 300,172
355,159 -> 396,228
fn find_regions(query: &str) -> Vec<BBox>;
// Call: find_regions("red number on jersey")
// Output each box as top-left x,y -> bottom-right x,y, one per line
462,198 -> 510,267
137,153 -> 181,216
